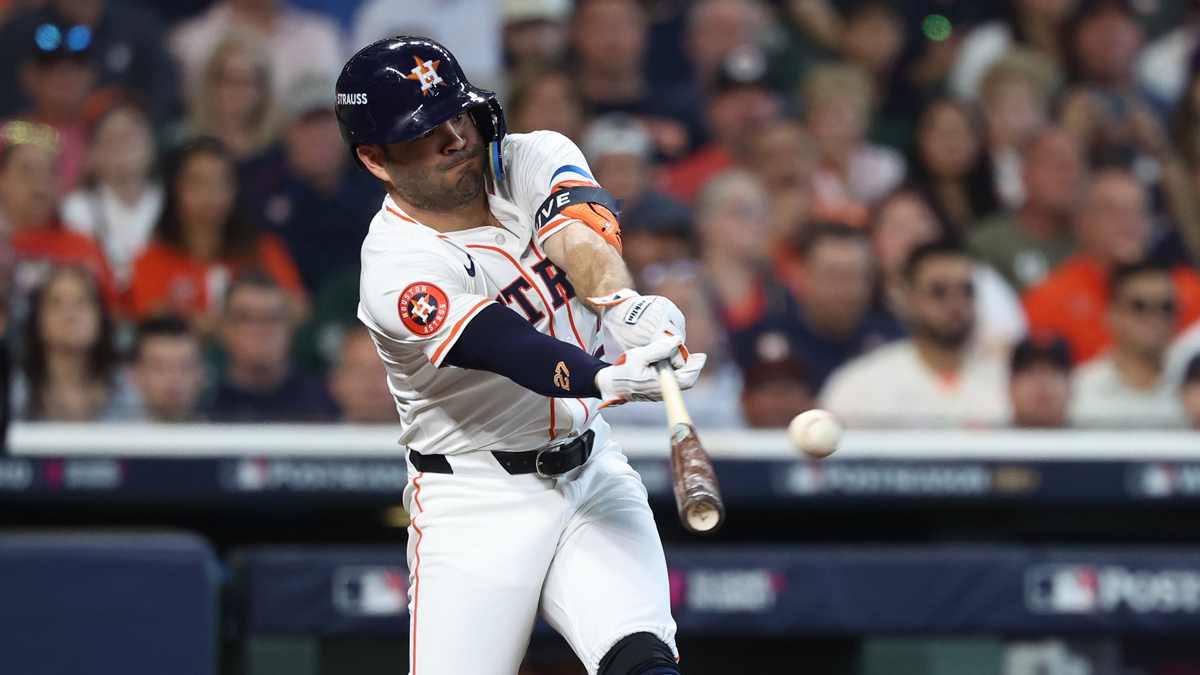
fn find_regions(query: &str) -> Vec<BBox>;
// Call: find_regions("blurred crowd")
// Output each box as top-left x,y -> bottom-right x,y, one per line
2,0 -> 1200,430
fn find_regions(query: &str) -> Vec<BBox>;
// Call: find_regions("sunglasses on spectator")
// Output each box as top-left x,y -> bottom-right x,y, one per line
34,24 -> 92,53
1120,297 -> 1176,316
922,280 -> 975,300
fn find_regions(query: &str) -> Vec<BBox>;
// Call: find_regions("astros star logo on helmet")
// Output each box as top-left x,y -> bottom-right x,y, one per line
405,56 -> 444,95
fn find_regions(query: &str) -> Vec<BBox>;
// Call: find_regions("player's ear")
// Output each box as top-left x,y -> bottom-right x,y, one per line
357,145 -> 393,183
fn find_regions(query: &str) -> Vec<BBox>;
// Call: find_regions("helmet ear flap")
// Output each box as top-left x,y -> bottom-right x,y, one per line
469,99 -> 506,182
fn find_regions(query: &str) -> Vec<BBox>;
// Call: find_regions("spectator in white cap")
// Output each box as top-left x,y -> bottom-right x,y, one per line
503,0 -> 572,72
581,114 -> 692,278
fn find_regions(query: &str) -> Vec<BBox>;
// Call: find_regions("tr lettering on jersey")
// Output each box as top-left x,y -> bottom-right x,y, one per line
398,282 -> 450,336
498,278 -> 545,324
532,259 -> 576,309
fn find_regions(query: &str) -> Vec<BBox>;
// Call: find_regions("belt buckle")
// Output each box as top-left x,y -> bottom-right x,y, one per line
534,448 -> 557,478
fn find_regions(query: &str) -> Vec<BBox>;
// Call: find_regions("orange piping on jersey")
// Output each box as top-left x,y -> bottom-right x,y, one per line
430,299 -> 494,365
549,399 -> 557,442
386,206 -> 419,224
410,472 -> 425,674
529,246 -> 587,349
466,245 -> 558,339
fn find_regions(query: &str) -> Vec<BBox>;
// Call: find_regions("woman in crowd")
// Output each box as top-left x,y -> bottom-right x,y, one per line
184,34 -> 279,163
129,136 -> 306,333
60,93 -> 163,291
949,0 -> 1078,102
15,267 -> 138,421
506,68 -> 585,141
908,99 -> 999,230
871,189 -> 1027,351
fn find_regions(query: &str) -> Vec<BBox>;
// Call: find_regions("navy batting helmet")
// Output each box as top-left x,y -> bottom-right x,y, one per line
335,36 -> 506,179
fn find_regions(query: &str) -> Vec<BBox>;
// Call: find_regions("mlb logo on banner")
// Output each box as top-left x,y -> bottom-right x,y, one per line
333,566 -> 409,616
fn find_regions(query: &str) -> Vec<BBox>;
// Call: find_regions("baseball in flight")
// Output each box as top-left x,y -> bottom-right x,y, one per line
788,409 -> 842,458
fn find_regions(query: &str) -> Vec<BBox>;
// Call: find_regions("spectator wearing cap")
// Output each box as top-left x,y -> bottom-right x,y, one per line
1008,336 -> 1072,428
507,69 -> 585,141
12,20 -> 98,192
1069,262 -> 1188,428
580,114 -> 691,278
873,191 -> 1028,352
571,0 -> 705,159
1023,168 -> 1200,363
351,0 -> 500,90
241,72 -> 383,295
130,316 -> 207,422
0,0 -> 176,122
171,0 -> 343,109
741,358 -> 813,429
740,223 -> 904,393
60,93 -> 162,291
181,33 -> 281,164
969,130 -> 1082,292
601,261 -> 745,429
820,241 -> 1011,428
503,0 -> 572,72
659,55 -> 782,205
206,271 -> 336,422
804,62 -> 906,213
128,137 -> 306,332
0,123 -> 119,314
1182,354 -> 1200,428
329,325 -> 397,424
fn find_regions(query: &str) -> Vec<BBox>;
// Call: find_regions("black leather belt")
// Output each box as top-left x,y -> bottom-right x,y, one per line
408,430 -> 595,478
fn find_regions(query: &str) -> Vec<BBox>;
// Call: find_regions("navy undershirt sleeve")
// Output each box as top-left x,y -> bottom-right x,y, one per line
444,303 -> 606,399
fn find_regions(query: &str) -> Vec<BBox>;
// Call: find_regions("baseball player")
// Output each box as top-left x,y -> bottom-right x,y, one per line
336,38 -> 707,675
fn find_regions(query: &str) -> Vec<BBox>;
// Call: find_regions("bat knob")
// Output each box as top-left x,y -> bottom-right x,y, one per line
684,500 -> 722,533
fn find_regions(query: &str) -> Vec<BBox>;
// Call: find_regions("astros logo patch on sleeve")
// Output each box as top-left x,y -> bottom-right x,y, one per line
398,283 -> 450,336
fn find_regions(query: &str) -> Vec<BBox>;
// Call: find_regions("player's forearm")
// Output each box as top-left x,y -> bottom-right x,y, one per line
542,221 -> 634,313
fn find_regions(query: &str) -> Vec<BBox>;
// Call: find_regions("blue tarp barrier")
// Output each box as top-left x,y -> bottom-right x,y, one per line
0,533 -> 221,675
241,545 -> 1200,637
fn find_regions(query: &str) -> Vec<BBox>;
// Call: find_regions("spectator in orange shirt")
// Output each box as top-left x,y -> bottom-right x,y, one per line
129,136 -> 306,333
0,121 -> 118,314
1023,168 -> 1200,363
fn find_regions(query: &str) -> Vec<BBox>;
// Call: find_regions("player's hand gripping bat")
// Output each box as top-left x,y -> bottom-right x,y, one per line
655,360 -> 725,534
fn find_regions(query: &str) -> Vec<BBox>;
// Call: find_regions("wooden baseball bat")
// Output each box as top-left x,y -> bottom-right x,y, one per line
656,360 -> 725,535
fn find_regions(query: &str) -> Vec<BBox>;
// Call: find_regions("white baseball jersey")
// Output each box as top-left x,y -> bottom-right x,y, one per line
358,131 -> 609,455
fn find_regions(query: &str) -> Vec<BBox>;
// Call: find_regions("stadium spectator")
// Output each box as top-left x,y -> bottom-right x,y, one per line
740,223 -> 904,393
1182,353 -> 1200,428
14,267 -> 138,421
1069,262 -> 1188,428
580,114 -> 691,278
206,272 -> 335,422
978,51 -> 1059,210
351,0 -> 500,90
970,130 -> 1082,291
0,0 -> 177,121
328,325 -> 396,424
872,190 -> 1028,351
0,123 -> 119,314
948,0 -> 1075,102
129,136 -> 306,331
747,120 -> 822,242
1023,169 -> 1200,363
170,0 -> 343,106
804,62 -> 906,212
693,170 -> 778,341
180,34 -> 280,163
129,316 -> 207,422
507,69 -> 585,141
241,73 -> 381,295
60,93 -> 162,290
502,0 -> 571,73
659,59 -> 781,205
14,20 -> 97,192
1008,335 -> 1073,428
682,0 -> 774,92
909,99 -> 999,230
740,358 -> 814,428
820,241 -> 1011,428
571,0 -> 702,158
601,261 -> 745,429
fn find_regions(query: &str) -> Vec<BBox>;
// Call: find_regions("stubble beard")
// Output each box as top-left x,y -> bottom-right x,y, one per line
387,145 -> 486,213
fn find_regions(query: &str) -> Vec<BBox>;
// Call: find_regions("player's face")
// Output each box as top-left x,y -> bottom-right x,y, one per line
375,114 -> 487,213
